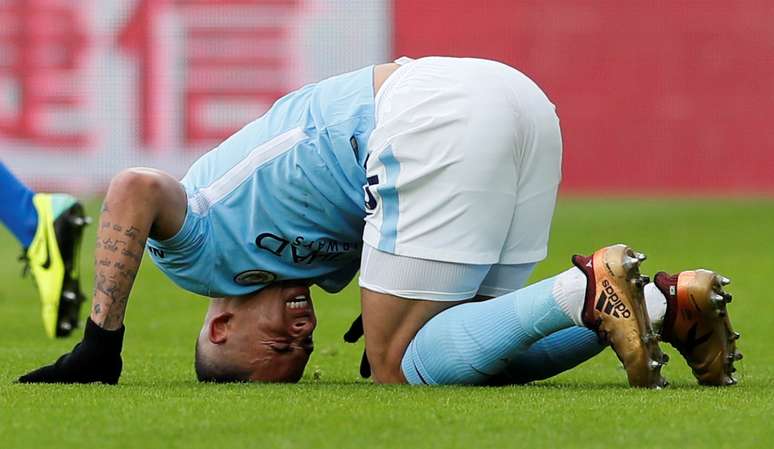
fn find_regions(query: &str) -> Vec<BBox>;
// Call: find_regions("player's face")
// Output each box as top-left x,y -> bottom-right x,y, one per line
230,282 -> 317,382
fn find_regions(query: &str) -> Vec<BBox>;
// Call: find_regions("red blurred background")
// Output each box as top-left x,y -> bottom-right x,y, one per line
1,0 -> 772,194
395,0 -> 774,194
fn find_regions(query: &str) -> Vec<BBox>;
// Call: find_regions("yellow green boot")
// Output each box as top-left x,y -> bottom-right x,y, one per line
23,194 -> 90,338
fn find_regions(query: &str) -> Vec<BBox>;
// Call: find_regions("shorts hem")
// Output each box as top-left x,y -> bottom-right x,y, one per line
477,286 -> 518,298
359,279 -> 478,302
498,248 -> 548,265
362,236 -> 547,266
362,235 -> 498,265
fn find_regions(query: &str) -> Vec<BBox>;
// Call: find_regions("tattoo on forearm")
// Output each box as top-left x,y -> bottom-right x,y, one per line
117,268 -> 138,281
124,226 -> 140,240
121,248 -> 142,263
94,270 -> 130,328
95,273 -> 122,302
102,238 -> 120,252
91,210 -> 148,329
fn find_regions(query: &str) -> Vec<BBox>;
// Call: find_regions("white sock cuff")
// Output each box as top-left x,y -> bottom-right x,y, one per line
644,283 -> 667,332
551,267 -> 587,327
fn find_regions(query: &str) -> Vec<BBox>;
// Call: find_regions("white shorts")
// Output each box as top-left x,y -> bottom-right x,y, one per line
362,56 -> 562,266
359,244 -> 537,301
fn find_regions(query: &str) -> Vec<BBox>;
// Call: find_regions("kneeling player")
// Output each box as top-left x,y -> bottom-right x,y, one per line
17,57 -> 740,387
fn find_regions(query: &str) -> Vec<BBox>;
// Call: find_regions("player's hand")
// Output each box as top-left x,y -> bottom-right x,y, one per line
343,314 -> 371,378
17,318 -> 125,384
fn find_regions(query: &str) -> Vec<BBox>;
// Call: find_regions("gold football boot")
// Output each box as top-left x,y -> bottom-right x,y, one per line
573,244 -> 668,388
654,270 -> 740,386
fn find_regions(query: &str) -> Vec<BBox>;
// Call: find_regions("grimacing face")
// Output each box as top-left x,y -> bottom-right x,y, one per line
208,282 -> 317,382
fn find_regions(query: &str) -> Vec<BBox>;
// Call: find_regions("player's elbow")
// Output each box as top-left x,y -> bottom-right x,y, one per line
109,168 -> 163,198
106,168 -> 181,210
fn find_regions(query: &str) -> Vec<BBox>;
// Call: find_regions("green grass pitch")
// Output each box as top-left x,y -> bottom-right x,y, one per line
1,197 -> 772,449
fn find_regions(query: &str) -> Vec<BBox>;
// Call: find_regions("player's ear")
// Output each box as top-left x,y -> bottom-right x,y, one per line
208,312 -> 234,344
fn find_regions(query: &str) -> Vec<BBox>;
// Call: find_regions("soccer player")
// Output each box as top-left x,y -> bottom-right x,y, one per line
16,57 -> 740,386
0,161 -> 90,338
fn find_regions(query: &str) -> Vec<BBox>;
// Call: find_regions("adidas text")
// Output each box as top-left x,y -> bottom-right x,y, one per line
595,279 -> 632,318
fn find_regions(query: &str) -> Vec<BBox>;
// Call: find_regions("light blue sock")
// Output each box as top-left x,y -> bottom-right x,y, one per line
401,274 -> 580,385
0,161 -> 38,247
488,326 -> 605,385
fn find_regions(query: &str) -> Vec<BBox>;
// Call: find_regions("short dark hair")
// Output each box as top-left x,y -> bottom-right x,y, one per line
194,337 -> 252,383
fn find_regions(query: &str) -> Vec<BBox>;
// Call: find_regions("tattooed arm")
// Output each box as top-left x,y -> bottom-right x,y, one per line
89,168 -> 187,330
18,168 -> 187,384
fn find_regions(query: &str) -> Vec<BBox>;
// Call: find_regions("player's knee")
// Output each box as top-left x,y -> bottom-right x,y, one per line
367,344 -> 408,384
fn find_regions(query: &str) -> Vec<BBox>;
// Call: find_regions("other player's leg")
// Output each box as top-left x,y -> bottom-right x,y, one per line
0,161 -> 38,247
0,161 -> 91,337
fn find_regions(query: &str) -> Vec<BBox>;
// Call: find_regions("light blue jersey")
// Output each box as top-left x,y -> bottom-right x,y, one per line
147,66 -> 375,297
